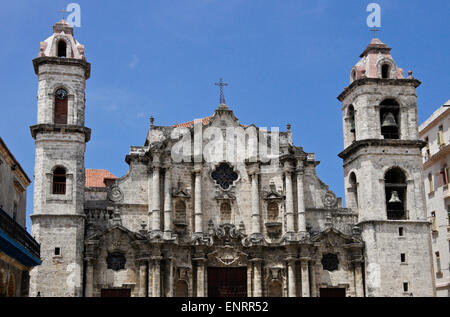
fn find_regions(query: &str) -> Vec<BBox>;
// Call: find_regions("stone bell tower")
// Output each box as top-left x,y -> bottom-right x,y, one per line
29,20 -> 91,297
337,38 -> 435,297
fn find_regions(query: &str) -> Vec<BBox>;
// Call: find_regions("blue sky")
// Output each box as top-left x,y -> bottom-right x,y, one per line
0,0 -> 449,231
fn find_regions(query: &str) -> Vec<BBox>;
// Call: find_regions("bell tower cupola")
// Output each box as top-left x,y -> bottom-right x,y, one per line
337,37 -> 434,297
29,20 -> 91,297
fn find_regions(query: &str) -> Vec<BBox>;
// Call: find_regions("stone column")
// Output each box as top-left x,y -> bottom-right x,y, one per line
151,257 -> 162,297
152,167 -> 161,232
252,259 -> 263,297
151,153 -> 161,233
167,258 -> 174,297
296,163 -> 307,234
300,258 -> 310,297
353,261 -> 365,297
195,258 -> 206,297
138,260 -> 147,297
163,165 -> 172,237
286,258 -> 297,297
85,258 -> 94,297
247,262 -> 253,297
309,261 -> 317,297
284,162 -> 295,235
194,165 -> 203,234
147,261 -> 153,297
250,171 -> 261,236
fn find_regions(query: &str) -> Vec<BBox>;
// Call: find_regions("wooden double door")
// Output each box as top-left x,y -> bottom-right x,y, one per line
319,288 -> 346,297
207,267 -> 247,297
100,289 -> 131,297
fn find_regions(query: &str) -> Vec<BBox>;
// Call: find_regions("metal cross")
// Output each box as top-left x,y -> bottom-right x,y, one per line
58,8 -> 69,21
370,27 -> 380,39
215,78 -> 228,105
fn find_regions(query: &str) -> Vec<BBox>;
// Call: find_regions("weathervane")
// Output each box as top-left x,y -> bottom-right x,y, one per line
58,8 -> 69,21
215,78 -> 228,105
370,27 -> 380,39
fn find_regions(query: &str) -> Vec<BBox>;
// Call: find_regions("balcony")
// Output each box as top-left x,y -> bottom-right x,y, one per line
443,185 -> 450,200
387,210 -> 409,221
0,207 -> 40,267
424,144 -> 450,170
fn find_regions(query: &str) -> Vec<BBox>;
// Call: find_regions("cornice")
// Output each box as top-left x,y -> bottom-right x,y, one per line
30,124 -> 91,142
337,78 -> 421,102
339,139 -> 427,159
32,56 -> 91,79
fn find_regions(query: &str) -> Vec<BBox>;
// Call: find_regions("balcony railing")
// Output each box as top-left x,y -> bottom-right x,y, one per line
52,182 -> 66,195
387,210 -> 409,220
0,207 -> 40,259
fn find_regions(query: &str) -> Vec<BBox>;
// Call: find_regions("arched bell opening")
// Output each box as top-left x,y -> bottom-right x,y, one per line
381,64 -> 391,79
57,40 -> 67,58
380,99 -> 400,140
349,172 -> 358,209
385,168 -> 407,220
348,105 -> 356,142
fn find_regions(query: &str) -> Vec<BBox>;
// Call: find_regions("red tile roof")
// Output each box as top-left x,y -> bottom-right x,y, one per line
173,117 -> 211,128
85,169 -> 117,188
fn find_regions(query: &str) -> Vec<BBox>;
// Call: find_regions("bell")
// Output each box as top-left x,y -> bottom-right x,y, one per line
382,112 -> 398,128
388,191 -> 402,204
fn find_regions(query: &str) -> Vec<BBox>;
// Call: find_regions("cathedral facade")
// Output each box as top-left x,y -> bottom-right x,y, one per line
29,20 -> 435,297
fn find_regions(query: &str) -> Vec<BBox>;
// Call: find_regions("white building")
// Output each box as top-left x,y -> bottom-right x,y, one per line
419,99 -> 450,297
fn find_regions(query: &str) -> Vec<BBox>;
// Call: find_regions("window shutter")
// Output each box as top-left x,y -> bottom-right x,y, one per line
432,215 -> 438,231
54,98 -> 68,124
438,131 -> 445,146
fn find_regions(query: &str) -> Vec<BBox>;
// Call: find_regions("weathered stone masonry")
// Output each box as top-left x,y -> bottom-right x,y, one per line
29,22 -> 435,297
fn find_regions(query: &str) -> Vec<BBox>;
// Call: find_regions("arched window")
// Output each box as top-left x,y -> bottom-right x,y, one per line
380,99 -> 400,140
381,64 -> 390,79
174,200 -> 186,224
349,172 -> 358,209
57,40 -> 67,58
267,202 -> 279,221
348,105 -> 356,142
53,167 -> 66,195
351,69 -> 356,82
175,280 -> 189,297
220,202 -> 232,223
385,168 -> 407,220
54,88 -> 68,124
